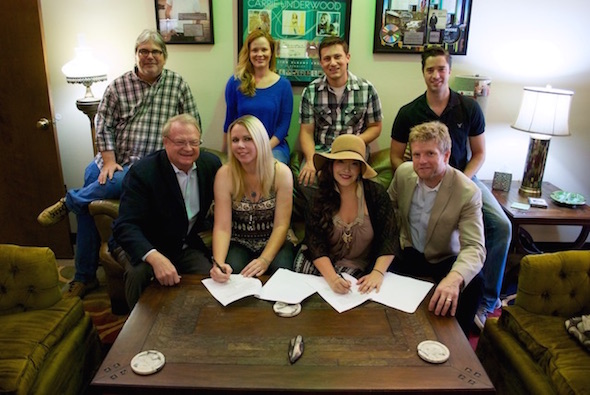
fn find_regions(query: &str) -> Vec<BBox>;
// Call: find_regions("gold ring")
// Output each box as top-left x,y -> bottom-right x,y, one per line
446,298 -> 452,302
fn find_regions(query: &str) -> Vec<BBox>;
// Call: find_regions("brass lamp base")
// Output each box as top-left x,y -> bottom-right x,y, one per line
519,136 -> 551,196
76,97 -> 100,156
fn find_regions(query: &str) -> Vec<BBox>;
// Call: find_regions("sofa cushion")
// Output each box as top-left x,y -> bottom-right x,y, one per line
0,245 -> 62,315
476,317 -> 557,395
0,297 -> 85,394
500,305 -> 590,394
368,147 -> 393,188
516,250 -> 590,317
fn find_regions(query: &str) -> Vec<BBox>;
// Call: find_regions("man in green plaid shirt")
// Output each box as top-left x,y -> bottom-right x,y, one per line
37,29 -> 200,299
298,37 -> 382,187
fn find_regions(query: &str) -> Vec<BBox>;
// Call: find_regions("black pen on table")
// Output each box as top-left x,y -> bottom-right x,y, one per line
212,257 -> 226,274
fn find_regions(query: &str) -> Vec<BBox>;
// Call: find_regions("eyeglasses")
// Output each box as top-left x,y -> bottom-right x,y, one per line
137,49 -> 164,58
165,136 -> 203,147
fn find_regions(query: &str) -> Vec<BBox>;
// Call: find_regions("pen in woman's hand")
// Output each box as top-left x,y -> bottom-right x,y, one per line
339,273 -> 352,293
212,257 -> 226,274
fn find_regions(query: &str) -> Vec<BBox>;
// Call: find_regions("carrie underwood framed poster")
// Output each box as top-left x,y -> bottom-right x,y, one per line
238,0 -> 352,86
155,0 -> 214,44
374,0 -> 472,55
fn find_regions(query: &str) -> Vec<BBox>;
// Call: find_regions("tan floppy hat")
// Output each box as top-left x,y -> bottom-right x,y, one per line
313,134 -> 377,179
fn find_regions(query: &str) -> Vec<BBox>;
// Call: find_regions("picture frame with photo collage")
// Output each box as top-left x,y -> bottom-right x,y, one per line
155,0 -> 214,44
238,0 -> 352,86
373,0 -> 473,55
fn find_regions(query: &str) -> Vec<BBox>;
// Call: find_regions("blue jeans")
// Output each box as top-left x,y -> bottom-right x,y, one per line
272,145 -> 290,165
473,177 -> 512,312
226,240 -> 294,274
65,161 -> 129,283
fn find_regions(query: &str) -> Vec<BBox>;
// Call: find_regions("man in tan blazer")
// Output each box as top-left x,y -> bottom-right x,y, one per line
387,121 -> 485,334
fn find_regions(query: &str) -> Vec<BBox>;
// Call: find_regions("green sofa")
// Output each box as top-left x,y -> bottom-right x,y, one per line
476,250 -> 590,394
88,147 -> 395,314
0,244 -> 102,395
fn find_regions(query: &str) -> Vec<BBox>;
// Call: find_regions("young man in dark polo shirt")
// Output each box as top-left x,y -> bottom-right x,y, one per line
389,47 -> 511,331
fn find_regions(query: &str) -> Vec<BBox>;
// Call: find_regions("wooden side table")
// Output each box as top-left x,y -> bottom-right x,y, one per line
482,180 -> 590,254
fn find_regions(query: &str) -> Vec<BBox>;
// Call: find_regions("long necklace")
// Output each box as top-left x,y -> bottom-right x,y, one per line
342,226 -> 353,249
339,183 -> 364,250
248,191 -> 257,231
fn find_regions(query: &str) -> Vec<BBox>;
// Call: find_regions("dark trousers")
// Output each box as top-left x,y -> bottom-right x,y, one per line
226,241 -> 294,274
390,247 -> 483,335
124,248 -> 211,310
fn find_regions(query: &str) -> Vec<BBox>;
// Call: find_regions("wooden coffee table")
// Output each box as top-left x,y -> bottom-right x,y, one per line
91,275 -> 494,394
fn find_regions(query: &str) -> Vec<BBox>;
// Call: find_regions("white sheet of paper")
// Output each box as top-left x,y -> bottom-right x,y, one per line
305,272 -> 371,313
371,272 -> 434,313
201,270 -> 433,313
201,275 -> 262,306
303,272 -> 433,314
257,268 -> 316,304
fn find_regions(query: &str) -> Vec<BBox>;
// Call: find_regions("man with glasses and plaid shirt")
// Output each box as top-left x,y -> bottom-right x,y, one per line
37,29 -> 200,299
297,36 -> 383,188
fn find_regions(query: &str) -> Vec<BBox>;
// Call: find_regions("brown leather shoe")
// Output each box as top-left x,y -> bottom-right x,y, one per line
37,197 -> 68,226
62,278 -> 100,299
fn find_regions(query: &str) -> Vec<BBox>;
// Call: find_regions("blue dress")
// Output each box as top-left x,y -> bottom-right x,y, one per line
224,75 -> 293,163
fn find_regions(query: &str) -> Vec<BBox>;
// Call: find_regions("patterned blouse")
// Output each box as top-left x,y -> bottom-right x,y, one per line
230,164 -> 277,252
330,185 -> 374,272
304,179 -> 399,272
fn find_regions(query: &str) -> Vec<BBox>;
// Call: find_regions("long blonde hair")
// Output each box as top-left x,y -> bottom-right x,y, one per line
227,115 -> 274,202
235,30 -> 277,97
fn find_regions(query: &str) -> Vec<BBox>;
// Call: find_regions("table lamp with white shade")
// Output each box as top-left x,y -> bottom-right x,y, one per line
511,86 -> 574,196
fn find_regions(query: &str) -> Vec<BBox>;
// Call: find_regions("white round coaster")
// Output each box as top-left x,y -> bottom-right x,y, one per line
131,350 -> 166,375
273,302 -> 302,318
417,340 -> 450,364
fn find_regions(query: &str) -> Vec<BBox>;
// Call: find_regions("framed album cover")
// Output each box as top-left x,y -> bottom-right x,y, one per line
238,0 -> 352,86
155,0 -> 214,44
373,0 -> 472,55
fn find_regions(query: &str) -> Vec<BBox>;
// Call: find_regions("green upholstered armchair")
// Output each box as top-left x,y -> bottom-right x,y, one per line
0,244 -> 102,395
476,250 -> 590,394
88,199 -> 127,315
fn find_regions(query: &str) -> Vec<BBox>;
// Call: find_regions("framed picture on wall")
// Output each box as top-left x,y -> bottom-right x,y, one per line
373,0 -> 472,55
155,0 -> 214,44
238,0 -> 352,86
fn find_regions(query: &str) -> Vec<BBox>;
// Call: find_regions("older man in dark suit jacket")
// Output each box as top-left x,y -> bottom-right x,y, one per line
388,121 -> 485,334
112,114 -> 221,309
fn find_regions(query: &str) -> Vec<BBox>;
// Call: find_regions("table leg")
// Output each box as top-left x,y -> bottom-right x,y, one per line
514,225 -> 590,254
517,227 -> 544,254
571,226 -> 590,250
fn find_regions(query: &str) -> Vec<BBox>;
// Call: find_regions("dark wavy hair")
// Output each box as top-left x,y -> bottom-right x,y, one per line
309,160 -> 342,256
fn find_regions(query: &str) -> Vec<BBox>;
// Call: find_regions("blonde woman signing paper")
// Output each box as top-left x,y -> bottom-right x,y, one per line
294,134 -> 398,294
210,115 -> 294,283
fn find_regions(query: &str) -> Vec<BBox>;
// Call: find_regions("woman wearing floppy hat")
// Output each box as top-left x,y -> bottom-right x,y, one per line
294,134 -> 399,294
